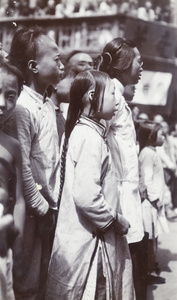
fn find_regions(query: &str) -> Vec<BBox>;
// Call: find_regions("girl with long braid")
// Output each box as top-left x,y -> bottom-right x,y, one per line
45,69 -> 135,300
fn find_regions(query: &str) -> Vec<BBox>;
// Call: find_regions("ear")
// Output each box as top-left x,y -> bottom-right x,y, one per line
28,60 -> 38,74
88,90 -> 95,101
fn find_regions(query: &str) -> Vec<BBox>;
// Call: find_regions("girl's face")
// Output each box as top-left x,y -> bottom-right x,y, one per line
154,129 -> 165,147
35,35 -> 64,86
96,79 -> 118,120
128,48 -> 143,85
0,68 -> 19,124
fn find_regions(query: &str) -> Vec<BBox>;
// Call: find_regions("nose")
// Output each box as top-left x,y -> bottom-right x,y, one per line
59,61 -> 64,71
0,94 -> 6,109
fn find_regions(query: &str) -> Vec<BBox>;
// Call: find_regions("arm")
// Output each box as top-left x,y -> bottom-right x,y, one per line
14,106 -> 49,216
13,140 -> 25,237
139,149 -> 159,202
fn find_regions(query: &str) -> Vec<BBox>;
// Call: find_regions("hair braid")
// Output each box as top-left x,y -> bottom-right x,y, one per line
57,137 -> 68,209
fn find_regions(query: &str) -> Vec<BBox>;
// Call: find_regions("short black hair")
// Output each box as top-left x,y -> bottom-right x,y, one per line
0,54 -> 24,95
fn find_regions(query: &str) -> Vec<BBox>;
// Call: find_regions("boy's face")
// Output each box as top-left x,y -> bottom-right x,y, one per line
0,68 -> 19,124
35,35 -> 64,86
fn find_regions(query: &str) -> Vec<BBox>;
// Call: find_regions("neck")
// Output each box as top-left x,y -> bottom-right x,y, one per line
27,77 -> 47,98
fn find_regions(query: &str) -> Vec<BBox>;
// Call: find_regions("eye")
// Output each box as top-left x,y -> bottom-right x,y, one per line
7,93 -> 16,102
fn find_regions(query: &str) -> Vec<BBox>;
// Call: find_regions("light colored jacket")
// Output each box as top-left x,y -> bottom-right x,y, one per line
139,146 -> 168,238
106,79 -> 144,244
46,116 -> 134,300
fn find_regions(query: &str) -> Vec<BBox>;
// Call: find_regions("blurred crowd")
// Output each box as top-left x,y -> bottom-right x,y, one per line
131,106 -> 177,219
0,0 -> 174,24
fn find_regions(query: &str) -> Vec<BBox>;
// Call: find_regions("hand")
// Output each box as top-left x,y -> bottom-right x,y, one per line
0,214 -> 17,257
113,214 -> 130,236
36,208 -> 56,238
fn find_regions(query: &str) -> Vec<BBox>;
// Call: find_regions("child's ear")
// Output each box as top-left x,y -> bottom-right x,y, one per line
88,90 -> 95,101
28,60 -> 38,73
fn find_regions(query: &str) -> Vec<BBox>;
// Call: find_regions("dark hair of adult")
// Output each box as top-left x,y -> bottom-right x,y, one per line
96,38 -> 136,78
8,26 -> 45,84
137,121 -> 162,152
0,54 -> 23,95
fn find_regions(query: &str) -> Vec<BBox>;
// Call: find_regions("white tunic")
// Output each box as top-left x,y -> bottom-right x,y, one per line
106,78 -> 144,244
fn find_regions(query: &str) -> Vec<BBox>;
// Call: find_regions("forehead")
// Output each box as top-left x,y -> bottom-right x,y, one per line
69,53 -> 93,64
0,68 -> 18,87
37,35 -> 59,55
133,47 -> 141,59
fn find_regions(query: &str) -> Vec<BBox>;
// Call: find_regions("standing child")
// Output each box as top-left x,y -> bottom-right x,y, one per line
97,38 -> 146,300
6,27 -> 64,299
0,54 -> 25,299
45,70 -> 135,300
138,121 -> 168,284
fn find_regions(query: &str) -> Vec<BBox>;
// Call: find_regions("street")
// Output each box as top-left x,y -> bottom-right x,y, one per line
147,216 -> 177,300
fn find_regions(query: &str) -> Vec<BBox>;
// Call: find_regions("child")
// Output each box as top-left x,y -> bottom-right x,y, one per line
45,70 -> 134,300
97,38 -> 146,300
0,54 -> 25,299
6,26 -> 64,299
138,121 -> 168,284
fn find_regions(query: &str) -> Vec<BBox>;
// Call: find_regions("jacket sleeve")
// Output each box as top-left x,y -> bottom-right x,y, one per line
72,133 -> 116,231
139,149 -> 159,202
13,105 -> 49,216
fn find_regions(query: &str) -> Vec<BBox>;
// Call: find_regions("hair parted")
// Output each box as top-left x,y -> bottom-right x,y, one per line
96,38 -> 136,78
65,69 -> 110,139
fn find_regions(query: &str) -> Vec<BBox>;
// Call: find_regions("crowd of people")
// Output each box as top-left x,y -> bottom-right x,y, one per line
0,0 -> 174,24
0,26 -> 177,300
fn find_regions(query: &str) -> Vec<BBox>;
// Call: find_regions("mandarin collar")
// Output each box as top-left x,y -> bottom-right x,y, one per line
23,85 -> 49,104
113,78 -> 125,95
78,115 -> 106,138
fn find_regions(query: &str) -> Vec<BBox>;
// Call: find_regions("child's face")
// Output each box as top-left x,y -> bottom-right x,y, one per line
98,79 -> 118,120
155,129 -> 165,147
0,68 -> 19,124
128,48 -> 143,85
35,35 -> 64,86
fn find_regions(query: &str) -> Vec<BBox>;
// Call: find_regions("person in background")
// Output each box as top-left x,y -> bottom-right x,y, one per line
156,120 -> 177,219
45,69 -> 134,300
97,37 -> 147,300
138,121 -> 168,285
0,54 -> 25,300
52,50 -> 94,119
6,26 -> 64,300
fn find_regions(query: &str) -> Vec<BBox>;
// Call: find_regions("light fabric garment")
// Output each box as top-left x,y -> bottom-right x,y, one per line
106,79 -> 144,244
8,85 -> 60,215
0,249 -> 14,300
139,146 -> 168,239
46,116 -> 134,300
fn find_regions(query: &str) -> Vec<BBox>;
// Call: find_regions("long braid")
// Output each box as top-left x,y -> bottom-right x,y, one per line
57,137 -> 68,210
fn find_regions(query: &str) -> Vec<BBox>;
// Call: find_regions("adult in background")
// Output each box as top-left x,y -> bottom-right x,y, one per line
6,27 -> 64,300
51,50 -> 94,119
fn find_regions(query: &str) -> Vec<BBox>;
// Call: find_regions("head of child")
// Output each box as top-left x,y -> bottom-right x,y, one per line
138,121 -> 164,151
0,55 -> 23,125
8,27 -> 64,93
65,69 -> 117,139
97,38 -> 143,87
